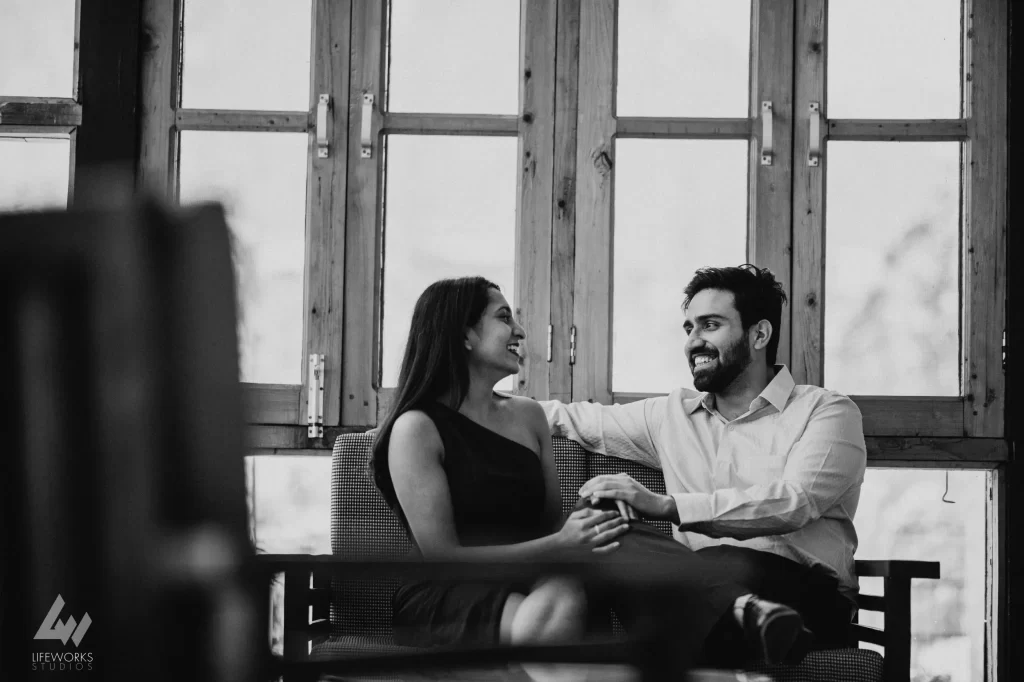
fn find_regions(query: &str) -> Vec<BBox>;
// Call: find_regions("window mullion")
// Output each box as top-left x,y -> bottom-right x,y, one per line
516,0 -> 557,400
138,0 -> 180,197
341,0 -> 385,426
302,0 -> 352,429
790,0 -> 827,387
549,0 -> 581,404
748,0 -> 795,369
570,0 -> 615,404
962,0 -> 1007,437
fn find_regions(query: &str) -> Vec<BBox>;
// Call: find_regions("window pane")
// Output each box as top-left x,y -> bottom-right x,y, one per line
388,0 -> 519,114
182,0 -> 312,110
613,140 -> 748,394
828,0 -> 961,118
0,0 -> 76,97
382,136 -> 517,389
247,455 -> 329,656
617,0 -> 750,118
0,136 -> 70,212
824,142 -> 960,396
855,469 -> 987,682
178,131 -> 308,385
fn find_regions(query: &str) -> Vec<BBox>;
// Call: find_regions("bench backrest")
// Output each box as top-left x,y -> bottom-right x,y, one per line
327,432 -> 670,637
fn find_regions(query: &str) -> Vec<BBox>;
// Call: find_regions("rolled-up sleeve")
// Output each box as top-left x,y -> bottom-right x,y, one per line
539,398 -> 664,470
674,395 -> 866,539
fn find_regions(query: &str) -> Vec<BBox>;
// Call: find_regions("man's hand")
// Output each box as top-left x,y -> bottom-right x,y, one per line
579,473 -> 679,523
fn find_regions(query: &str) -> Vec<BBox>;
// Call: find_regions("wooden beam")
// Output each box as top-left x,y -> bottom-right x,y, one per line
341,0 -> 385,425
748,0 -> 795,369
827,119 -> 967,141
0,99 -> 82,127
137,0 -> 180,197
615,117 -> 750,139
242,384 -> 301,424
856,396 -> 963,437
74,0 -> 142,192
382,113 -> 518,136
175,109 -> 312,132
0,126 -> 75,137
570,0 -> 616,404
301,0 -> 351,429
865,436 -> 1006,464
790,0 -> 827,386
516,0 -> 557,400
962,0 -> 1008,437
549,0 -> 581,404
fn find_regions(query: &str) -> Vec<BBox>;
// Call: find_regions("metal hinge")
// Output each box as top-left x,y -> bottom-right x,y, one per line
1003,329 -> 1007,373
569,326 -> 577,365
307,354 -> 324,438
546,324 -> 553,362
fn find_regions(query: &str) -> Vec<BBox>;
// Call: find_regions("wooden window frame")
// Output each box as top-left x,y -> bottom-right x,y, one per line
0,0 -> 82,205
346,0 -> 557,426
572,0 -> 794,406
138,0 -> 348,431
790,0 -> 1007,441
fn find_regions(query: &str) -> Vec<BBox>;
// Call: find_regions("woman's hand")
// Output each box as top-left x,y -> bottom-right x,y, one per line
555,508 -> 629,553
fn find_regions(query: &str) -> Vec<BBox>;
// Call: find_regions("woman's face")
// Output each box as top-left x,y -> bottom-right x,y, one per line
466,288 -> 526,378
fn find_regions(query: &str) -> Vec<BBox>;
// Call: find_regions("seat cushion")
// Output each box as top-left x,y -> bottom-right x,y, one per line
748,648 -> 884,682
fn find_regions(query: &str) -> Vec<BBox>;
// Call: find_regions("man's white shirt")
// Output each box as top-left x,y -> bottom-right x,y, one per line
541,365 -> 866,597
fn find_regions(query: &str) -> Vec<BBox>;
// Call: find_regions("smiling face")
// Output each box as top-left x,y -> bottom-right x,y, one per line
465,288 -> 526,378
683,288 -> 753,393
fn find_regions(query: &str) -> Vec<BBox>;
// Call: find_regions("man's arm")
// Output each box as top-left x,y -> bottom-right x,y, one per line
671,394 -> 866,538
539,398 -> 664,470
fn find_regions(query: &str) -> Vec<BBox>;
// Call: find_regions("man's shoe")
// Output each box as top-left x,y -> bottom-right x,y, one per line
742,596 -> 815,665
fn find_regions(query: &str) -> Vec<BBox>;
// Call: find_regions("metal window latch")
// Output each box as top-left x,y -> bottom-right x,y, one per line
760,101 -> 773,166
308,354 -> 324,438
316,94 -> 330,158
360,93 -> 375,159
808,102 -> 821,166
1003,329 -> 1007,373
569,326 -> 577,365
546,324 -> 553,362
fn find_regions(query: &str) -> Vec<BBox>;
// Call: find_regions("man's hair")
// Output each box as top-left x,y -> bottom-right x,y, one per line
682,265 -> 788,365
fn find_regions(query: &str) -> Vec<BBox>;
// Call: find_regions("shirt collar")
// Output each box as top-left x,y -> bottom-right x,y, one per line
683,364 -> 796,415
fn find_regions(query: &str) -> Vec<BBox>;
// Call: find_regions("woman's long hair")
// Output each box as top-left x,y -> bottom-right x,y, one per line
370,276 -> 500,515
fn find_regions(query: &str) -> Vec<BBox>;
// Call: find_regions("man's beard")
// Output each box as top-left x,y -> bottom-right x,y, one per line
692,333 -> 752,393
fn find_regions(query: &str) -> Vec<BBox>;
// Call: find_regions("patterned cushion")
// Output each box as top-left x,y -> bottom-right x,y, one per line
749,648 -> 884,682
328,434 -> 883,682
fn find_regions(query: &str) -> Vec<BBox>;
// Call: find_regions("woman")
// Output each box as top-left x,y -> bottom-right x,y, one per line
370,277 -> 627,654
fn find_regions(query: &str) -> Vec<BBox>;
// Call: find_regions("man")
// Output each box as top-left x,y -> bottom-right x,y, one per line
543,265 -> 866,665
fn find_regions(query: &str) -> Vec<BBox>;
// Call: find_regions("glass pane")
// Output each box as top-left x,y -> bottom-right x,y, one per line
617,0 -> 751,117
382,136 -> 518,390
0,0 -> 76,97
855,469 -> 987,682
828,0 -> 961,118
0,136 -> 70,212
247,455 -> 330,656
388,0 -> 519,114
613,140 -> 748,393
182,0 -> 313,110
824,142 -> 960,396
178,131 -> 308,385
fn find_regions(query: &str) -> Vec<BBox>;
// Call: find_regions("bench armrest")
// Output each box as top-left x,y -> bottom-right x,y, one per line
853,560 -> 940,682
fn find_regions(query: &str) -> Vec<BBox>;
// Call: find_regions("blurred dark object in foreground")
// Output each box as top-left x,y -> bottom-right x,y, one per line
0,199 -> 266,681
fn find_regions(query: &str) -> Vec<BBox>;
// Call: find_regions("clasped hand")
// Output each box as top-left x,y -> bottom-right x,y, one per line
579,473 -> 672,520
556,509 -> 628,553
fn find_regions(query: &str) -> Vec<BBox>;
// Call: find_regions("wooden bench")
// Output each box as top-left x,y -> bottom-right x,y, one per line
265,432 -> 939,682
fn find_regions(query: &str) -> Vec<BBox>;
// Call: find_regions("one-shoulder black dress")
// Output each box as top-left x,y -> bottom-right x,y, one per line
391,400 -> 550,647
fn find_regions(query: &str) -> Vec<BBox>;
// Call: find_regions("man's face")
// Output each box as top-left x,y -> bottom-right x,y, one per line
682,288 -> 752,393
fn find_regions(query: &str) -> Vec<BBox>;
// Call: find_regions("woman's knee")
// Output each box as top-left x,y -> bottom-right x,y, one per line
510,577 -> 587,643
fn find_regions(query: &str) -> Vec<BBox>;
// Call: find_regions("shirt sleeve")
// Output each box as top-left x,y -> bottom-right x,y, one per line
538,398 -> 664,470
672,394 -> 866,539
